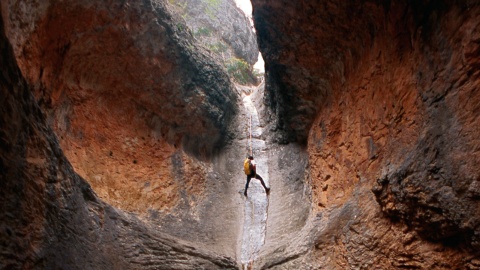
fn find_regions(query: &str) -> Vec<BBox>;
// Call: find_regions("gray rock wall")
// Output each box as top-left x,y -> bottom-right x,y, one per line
172,0 -> 258,65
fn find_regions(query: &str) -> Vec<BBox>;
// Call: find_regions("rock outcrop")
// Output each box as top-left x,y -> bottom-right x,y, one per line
3,0 -> 480,268
3,0 -> 237,156
168,0 -> 260,85
0,8 -> 238,268
253,0 -> 480,268
1,0 -> 247,264
170,0 -> 258,65
1,0 -> 239,224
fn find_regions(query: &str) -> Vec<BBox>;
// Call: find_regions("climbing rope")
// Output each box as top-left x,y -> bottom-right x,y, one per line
248,200 -> 255,269
250,114 -> 253,156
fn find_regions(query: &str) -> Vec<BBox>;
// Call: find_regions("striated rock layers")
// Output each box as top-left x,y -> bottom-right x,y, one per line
0,8 -> 238,269
253,0 -> 480,269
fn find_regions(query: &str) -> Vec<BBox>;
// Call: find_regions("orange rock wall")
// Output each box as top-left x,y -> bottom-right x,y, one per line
253,0 -> 480,268
0,9 -> 239,267
1,0 -> 236,216
308,1 -> 480,244
307,10 -> 425,208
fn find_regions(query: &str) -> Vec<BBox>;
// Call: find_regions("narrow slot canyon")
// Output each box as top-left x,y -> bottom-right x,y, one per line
1,0 -> 480,269
240,86 -> 270,268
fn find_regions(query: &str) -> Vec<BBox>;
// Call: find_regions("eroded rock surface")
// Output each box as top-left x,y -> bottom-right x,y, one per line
168,0 -> 260,85
1,0 -> 239,226
4,0 -> 237,155
3,0 -> 480,268
252,0 -> 480,268
170,0 -> 258,65
0,10 -> 238,269
1,0 -> 248,265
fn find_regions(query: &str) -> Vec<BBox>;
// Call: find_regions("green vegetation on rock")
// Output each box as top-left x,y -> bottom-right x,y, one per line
205,0 -> 221,8
194,27 -> 211,37
226,57 -> 251,84
207,42 -> 228,54
204,0 -> 221,20
167,0 -> 259,85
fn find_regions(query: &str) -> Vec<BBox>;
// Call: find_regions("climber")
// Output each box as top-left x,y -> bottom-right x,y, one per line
243,155 -> 270,196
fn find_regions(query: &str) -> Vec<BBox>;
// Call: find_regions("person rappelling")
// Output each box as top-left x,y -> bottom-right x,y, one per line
243,155 -> 270,197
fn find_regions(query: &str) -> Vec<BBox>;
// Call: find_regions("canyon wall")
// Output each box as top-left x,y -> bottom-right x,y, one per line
3,0 -> 480,268
253,0 -> 480,269
0,7 -> 238,268
0,0 -> 249,265
170,0 -> 258,65
168,0 -> 260,84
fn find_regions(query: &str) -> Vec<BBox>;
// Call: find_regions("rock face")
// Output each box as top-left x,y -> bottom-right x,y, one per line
3,0 -> 237,156
1,0 -> 239,223
0,9 -> 238,269
3,0 -> 480,268
170,0 -> 258,65
168,0 -> 260,85
252,0 -> 480,268
1,0 -> 247,264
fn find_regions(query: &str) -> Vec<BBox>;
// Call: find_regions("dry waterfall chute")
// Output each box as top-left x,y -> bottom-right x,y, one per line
240,87 -> 269,269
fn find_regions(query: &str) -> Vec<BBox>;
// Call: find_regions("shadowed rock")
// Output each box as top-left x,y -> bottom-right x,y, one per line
0,6 -> 238,268
1,0 -> 241,226
252,0 -> 480,268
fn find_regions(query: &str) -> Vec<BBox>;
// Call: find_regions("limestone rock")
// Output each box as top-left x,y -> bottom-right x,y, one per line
1,0 -> 244,261
168,0 -> 259,85
1,0 -> 238,224
0,11 -> 238,268
252,0 -> 480,268
170,0 -> 258,65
